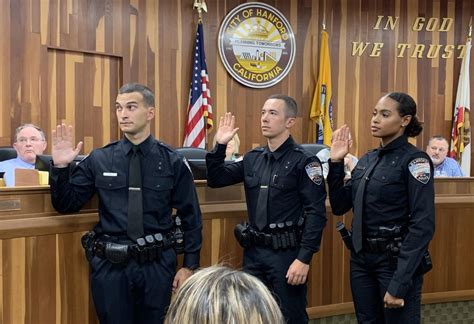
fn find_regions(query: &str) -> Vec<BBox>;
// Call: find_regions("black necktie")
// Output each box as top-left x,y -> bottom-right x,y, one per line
127,146 -> 144,240
255,153 -> 273,230
352,152 -> 380,253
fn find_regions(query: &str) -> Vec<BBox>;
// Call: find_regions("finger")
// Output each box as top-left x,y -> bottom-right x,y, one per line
231,128 -> 240,138
341,125 -> 349,140
56,124 -> 63,140
224,112 -> 232,126
61,123 -> 67,139
286,273 -> 294,285
52,129 -> 58,145
335,125 -> 345,141
229,114 -> 235,129
74,141 -> 84,155
67,125 -> 74,140
219,115 -> 226,128
172,277 -> 179,291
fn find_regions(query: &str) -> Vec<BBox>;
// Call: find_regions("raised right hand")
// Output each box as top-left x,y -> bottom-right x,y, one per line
52,124 -> 83,167
214,112 -> 239,145
330,125 -> 351,161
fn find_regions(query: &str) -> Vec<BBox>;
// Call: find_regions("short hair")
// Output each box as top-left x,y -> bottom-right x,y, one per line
267,94 -> 297,118
14,124 -> 46,142
385,92 -> 423,137
428,135 -> 449,146
164,265 -> 285,324
118,83 -> 155,107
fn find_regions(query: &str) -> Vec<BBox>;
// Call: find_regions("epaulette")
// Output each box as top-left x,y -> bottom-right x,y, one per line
103,140 -> 121,148
293,145 -> 312,157
157,140 -> 175,153
249,146 -> 265,153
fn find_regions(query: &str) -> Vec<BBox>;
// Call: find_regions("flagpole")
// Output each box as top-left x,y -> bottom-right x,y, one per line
322,0 -> 326,30
193,0 -> 208,147
469,16 -> 472,39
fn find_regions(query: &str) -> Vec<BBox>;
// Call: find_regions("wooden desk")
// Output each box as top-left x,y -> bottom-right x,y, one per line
1,179 -> 473,323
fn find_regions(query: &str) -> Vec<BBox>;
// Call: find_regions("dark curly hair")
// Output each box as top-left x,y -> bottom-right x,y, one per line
386,92 -> 423,137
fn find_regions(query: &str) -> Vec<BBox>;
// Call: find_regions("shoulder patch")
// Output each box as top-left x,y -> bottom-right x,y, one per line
305,161 -> 323,185
408,157 -> 431,184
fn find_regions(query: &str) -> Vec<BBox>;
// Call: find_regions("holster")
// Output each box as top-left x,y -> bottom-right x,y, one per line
416,250 -> 433,275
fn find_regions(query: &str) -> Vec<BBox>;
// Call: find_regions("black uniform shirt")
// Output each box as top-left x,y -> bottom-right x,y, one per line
50,135 -> 203,269
206,136 -> 327,264
327,135 -> 435,298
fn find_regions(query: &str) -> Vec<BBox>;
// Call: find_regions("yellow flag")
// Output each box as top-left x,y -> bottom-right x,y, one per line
309,30 -> 333,145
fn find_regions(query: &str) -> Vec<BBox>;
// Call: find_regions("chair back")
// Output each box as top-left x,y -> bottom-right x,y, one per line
175,147 -> 208,180
300,143 -> 329,155
0,147 -> 17,161
175,147 -> 207,160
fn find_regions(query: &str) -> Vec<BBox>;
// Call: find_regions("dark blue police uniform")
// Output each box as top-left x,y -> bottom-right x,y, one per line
327,135 -> 435,323
206,136 -> 327,324
50,135 -> 202,324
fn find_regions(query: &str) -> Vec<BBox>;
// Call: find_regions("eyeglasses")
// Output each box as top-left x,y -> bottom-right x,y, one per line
16,137 -> 44,144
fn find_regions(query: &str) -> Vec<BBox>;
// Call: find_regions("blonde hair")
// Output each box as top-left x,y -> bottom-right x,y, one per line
212,133 -> 240,154
164,265 -> 284,324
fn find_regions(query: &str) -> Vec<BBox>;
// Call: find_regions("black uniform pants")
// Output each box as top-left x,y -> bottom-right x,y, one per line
89,248 -> 177,324
350,251 -> 423,324
243,246 -> 308,324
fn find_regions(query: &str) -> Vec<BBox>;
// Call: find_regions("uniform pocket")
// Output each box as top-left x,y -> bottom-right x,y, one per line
270,173 -> 297,190
95,174 -> 127,210
244,174 -> 259,188
142,176 -> 175,223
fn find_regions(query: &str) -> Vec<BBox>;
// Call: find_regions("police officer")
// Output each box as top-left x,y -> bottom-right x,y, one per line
49,83 -> 202,324
206,94 -> 327,324
328,92 -> 435,323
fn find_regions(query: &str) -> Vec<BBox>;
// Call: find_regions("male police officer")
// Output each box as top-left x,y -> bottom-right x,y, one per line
49,83 -> 202,324
206,94 -> 327,324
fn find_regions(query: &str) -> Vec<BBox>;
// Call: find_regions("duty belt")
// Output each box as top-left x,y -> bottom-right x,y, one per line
234,222 -> 302,250
82,231 -> 174,265
363,224 -> 407,254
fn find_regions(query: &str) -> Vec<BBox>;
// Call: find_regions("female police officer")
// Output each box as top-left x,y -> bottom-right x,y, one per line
327,92 -> 435,323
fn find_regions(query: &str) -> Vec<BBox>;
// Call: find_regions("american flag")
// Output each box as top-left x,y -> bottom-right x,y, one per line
183,22 -> 213,148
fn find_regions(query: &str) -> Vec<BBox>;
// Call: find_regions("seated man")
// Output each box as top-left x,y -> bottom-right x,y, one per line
0,124 -> 47,186
426,135 -> 464,177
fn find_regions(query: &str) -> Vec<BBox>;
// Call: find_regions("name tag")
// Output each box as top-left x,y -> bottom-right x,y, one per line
103,172 -> 117,177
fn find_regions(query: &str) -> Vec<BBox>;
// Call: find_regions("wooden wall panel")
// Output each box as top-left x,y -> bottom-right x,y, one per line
0,0 -> 472,174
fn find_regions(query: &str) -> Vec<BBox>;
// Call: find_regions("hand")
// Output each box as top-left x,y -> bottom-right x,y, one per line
214,112 -> 239,145
384,292 -> 405,308
330,125 -> 351,161
172,267 -> 194,293
52,124 -> 83,167
286,259 -> 309,285
344,154 -> 356,172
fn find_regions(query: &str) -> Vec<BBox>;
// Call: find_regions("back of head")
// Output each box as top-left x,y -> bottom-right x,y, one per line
165,265 -> 284,324
386,92 -> 423,137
